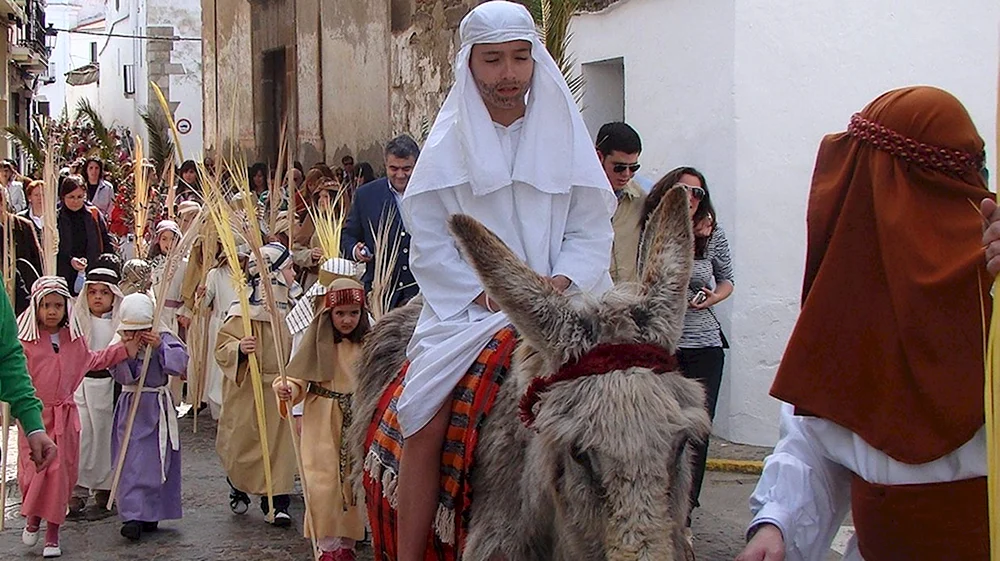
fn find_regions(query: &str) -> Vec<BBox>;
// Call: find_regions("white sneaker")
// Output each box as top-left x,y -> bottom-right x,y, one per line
22,527 -> 38,546
43,544 -> 62,558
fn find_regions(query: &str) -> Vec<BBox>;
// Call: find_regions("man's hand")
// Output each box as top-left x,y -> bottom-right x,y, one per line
982,198 -> 1000,277
26,431 -> 57,472
547,275 -> 571,293
353,242 -> 372,263
736,524 -> 786,561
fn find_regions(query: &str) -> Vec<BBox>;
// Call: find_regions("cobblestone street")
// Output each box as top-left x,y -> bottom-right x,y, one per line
2,412 -> 759,560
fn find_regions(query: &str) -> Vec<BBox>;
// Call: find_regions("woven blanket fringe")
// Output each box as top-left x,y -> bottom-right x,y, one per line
363,448 -> 457,545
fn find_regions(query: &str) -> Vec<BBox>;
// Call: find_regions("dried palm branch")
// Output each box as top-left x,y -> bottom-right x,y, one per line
0,401 -> 8,530
2,208 -> 15,305
368,204 -> 410,321
165,164 -> 176,220
132,138 -> 151,258
987,70 -> 1000,561
200,162 -> 278,522
150,81 -> 185,164
305,188 -> 347,261
41,146 -> 58,277
108,208 -> 205,510
139,107 -> 175,176
4,125 -> 45,173
268,120 -> 289,236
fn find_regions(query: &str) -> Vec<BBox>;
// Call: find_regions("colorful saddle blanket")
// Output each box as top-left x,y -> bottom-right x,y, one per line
363,325 -> 519,560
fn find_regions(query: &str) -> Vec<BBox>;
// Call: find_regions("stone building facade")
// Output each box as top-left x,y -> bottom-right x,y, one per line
203,0 -> 481,168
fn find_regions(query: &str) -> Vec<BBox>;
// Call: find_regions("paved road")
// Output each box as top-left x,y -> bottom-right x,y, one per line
0,413 -> 814,561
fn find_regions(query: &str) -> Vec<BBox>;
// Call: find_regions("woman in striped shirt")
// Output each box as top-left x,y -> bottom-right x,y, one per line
644,166 -> 734,530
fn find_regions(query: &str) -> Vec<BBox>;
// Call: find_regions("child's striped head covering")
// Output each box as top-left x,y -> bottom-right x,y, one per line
16,276 -> 81,342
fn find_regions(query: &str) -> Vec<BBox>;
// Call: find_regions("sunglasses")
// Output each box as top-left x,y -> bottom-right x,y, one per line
674,183 -> 706,200
612,163 -> 641,174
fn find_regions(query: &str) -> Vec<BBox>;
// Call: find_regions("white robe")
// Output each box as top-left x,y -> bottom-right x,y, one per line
74,316 -> 117,491
748,403 -> 986,561
203,265 -> 238,419
397,120 -> 614,437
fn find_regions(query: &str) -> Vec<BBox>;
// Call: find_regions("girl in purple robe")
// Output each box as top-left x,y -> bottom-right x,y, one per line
109,293 -> 189,541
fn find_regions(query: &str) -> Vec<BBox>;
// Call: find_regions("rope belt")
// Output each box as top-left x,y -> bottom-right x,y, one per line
307,382 -> 355,510
121,385 -> 179,483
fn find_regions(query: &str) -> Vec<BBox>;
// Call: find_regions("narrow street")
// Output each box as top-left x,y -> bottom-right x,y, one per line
2,412 -> 763,560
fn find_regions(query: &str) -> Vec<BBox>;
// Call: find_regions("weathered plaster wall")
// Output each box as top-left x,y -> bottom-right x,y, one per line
389,0 -> 477,144
148,0 -> 203,160
319,1 -> 391,168
202,0 -> 254,157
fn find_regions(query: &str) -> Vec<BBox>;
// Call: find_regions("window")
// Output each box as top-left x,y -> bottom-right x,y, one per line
123,64 -> 135,95
89,42 -> 97,63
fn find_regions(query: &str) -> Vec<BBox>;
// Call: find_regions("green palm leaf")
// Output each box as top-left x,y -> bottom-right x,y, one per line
74,98 -> 117,163
139,107 -> 175,173
528,0 -> 585,104
4,125 -> 45,173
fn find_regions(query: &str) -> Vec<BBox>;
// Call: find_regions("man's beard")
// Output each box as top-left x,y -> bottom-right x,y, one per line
475,78 -> 527,110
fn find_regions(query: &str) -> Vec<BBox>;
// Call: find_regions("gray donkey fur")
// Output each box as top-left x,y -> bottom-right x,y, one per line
349,186 -> 710,561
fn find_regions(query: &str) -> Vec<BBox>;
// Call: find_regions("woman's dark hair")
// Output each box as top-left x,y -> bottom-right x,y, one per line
84,158 -> 105,182
356,162 -> 376,185
332,307 -> 372,344
644,166 -> 716,258
179,160 -> 198,175
248,162 -> 268,191
59,174 -> 86,199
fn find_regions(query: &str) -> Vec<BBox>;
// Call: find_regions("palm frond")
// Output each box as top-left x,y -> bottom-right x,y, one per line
530,0 -> 585,104
74,99 -> 116,162
139,107 -> 175,174
4,125 -> 45,173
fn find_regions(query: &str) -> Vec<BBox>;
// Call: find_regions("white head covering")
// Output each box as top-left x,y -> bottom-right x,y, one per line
403,0 -> 613,212
16,276 -> 82,342
227,242 -> 296,322
118,293 -> 155,331
71,254 -> 126,342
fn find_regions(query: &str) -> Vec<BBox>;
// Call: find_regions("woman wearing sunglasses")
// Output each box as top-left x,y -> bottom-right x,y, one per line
643,166 -> 734,535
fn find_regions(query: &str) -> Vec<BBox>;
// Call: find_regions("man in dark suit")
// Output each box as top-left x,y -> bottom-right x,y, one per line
341,134 -> 420,310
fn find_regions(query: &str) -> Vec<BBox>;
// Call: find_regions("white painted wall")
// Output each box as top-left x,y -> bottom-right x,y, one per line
148,0 -> 203,160
570,0 -> 999,446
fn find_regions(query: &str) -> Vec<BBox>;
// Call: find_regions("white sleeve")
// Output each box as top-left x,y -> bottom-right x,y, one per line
551,186 -> 614,293
747,403 -> 853,561
289,331 -> 305,417
402,189 -> 483,320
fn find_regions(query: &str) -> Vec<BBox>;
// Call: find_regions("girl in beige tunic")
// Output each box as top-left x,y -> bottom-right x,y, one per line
214,242 -> 299,526
275,266 -> 368,560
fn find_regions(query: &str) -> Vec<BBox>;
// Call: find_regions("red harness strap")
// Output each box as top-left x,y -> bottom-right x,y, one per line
518,343 -> 678,427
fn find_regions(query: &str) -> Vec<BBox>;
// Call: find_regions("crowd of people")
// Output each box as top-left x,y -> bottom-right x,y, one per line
0,1 -> 995,560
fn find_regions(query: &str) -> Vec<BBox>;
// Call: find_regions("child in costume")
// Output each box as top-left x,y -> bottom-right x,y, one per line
276,258 -> 369,561
15,276 -> 136,558
68,253 -> 125,521
109,293 -> 189,541
214,242 -> 299,526
200,241 -> 240,419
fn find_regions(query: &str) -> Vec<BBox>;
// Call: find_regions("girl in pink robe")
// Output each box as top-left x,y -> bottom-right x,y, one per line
15,276 -> 133,558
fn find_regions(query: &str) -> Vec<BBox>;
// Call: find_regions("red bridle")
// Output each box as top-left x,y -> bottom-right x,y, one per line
518,343 -> 679,428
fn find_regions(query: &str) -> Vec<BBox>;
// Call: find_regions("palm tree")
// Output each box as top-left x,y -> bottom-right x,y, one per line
525,0 -> 584,103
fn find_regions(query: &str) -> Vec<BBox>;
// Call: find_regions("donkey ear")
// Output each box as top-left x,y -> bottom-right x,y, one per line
633,186 -> 694,349
448,214 -> 592,361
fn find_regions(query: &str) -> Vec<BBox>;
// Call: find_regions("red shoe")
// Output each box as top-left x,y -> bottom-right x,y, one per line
331,549 -> 356,561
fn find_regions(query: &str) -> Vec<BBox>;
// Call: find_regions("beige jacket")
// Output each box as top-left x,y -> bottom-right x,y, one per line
610,180 -> 646,284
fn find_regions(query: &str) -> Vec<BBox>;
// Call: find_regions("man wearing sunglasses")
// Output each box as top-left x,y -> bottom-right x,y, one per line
596,121 -> 646,284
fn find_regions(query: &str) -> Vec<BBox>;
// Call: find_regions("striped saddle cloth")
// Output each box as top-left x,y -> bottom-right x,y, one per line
363,325 -> 519,560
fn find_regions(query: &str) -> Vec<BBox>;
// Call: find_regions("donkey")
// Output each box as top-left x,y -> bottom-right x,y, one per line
351,185 -> 711,561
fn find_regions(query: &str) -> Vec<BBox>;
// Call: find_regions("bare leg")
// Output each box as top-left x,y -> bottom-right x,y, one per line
396,402 -> 452,561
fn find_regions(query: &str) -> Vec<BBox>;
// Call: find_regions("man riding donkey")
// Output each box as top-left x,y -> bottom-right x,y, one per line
394,2 -> 618,558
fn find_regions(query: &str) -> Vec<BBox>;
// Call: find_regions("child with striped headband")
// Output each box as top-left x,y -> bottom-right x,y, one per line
275,258 -> 369,561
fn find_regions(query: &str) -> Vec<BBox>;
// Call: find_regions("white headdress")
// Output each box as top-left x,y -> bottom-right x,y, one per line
402,0 -> 613,212
16,276 -> 82,342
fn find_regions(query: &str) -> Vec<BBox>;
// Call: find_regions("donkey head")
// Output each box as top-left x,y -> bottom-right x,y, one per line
449,186 -> 711,560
